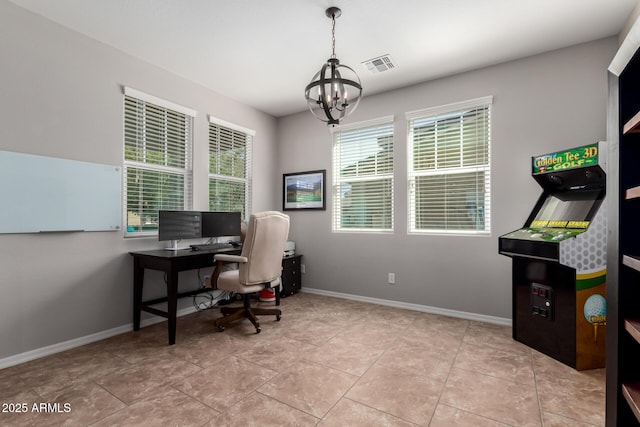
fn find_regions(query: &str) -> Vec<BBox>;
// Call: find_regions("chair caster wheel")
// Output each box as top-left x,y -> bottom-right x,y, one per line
276,315 -> 281,321
255,327 -> 261,334
218,326 -> 225,332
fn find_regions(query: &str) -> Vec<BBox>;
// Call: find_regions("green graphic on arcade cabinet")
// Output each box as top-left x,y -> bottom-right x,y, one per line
532,143 -> 599,175
576,270 -> 606,291
501,227 -> 586,242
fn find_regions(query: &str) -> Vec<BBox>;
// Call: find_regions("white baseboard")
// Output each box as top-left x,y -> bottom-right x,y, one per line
0,306 -> 200,370
300,287 -> 512,327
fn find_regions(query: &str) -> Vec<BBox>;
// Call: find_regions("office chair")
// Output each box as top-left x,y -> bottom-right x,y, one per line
209,211 -> 290,333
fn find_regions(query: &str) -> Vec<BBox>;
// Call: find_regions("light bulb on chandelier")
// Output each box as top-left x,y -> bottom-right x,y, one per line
304,7 -> 362,127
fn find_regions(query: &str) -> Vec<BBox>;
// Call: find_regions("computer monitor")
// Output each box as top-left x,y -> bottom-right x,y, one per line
158,210 -> 202,250
201,211 -> 242,239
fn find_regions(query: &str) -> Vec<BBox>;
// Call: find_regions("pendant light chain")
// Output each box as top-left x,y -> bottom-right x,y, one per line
331,14 -> 337,59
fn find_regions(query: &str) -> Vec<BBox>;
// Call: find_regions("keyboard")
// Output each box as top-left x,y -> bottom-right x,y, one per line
190,243 -> 239,251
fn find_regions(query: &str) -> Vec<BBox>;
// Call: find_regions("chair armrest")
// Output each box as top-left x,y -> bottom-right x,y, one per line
206,254 -> 248,289
206,260 -> 223,289
214,254 -> 248,263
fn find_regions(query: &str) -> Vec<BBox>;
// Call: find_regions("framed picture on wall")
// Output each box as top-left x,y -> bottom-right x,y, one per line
283,170 -> 326,210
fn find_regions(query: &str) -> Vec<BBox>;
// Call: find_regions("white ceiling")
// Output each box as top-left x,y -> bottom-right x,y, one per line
8,0 -> 638,117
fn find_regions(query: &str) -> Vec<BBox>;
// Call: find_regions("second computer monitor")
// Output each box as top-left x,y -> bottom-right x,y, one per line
201,211 -> 242,238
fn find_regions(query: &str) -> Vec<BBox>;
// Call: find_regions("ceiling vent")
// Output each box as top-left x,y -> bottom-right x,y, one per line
362,55 -> 396,74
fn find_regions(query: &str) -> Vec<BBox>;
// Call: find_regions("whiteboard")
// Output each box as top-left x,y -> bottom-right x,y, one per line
0,151 -> 121,233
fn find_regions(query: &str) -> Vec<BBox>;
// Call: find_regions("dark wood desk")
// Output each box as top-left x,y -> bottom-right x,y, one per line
129,247 -> 241,345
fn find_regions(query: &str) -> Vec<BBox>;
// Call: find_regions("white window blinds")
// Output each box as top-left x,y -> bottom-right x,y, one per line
123,89 -> 194,235
208,116 -> 253,220
407,97 -> 492,234
332,117 -> 394,232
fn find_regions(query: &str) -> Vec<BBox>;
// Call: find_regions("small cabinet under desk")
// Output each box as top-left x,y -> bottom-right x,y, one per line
281,255 -> 302,297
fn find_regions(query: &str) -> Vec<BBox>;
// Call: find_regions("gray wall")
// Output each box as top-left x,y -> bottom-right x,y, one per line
0,2 -> 278,360
278,37 -> 616,319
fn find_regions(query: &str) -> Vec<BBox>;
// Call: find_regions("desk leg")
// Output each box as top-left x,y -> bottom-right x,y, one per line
133,257 -> 144,331
167,269 -> 179,345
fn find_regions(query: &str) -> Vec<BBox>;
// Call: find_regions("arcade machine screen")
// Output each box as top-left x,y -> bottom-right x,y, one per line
502,189 -> 604,243
534,189 -> 602,223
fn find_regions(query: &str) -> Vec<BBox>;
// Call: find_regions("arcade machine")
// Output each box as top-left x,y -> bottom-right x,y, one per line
499,142 -> 606,370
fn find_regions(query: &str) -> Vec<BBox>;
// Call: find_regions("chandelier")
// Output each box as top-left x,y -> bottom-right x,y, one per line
304,7 -> 362,126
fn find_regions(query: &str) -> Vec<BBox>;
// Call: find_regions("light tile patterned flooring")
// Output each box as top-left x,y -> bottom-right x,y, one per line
0,293 -> 605,426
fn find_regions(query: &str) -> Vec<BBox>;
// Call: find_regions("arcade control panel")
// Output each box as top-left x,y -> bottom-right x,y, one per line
530,283 -> 554,320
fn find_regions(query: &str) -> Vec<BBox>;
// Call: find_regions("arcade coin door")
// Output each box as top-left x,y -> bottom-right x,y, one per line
499,142 -> 606,370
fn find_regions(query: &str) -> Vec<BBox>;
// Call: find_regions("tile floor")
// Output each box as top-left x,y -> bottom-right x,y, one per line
0,292 -> 605,426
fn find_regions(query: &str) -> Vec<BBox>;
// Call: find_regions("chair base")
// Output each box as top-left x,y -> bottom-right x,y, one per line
214,294 -> 281,333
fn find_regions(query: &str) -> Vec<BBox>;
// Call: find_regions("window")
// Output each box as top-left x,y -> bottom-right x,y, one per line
407,96 -> 492,234
123,87 -> 195,235
208,116 -> 253,219
332,117 -> 394,232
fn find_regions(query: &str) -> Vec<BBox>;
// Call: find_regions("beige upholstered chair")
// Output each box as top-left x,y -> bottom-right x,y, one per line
210,211 -> 290,333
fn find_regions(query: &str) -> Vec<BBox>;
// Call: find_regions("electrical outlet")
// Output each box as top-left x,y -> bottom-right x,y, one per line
388,273 -> 396,284
301,264 -> 306,274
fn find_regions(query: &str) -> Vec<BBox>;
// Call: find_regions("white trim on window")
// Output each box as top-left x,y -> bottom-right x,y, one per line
208,115 -> 256,137
329,115 -> 395,134
405,96 -> 493,121
123,86 -> 197,118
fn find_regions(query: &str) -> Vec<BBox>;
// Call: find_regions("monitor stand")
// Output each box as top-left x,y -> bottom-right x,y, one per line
164,239 -> 189,251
